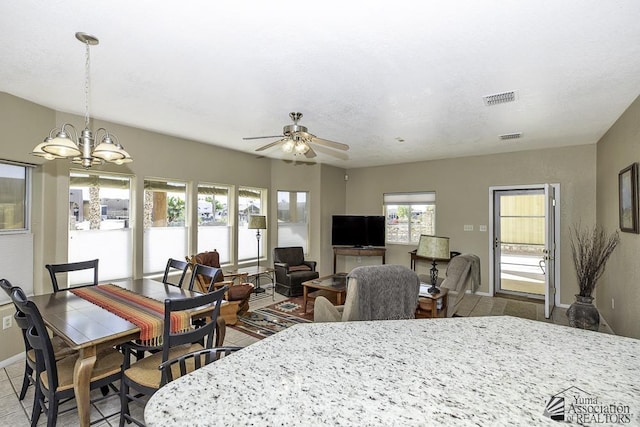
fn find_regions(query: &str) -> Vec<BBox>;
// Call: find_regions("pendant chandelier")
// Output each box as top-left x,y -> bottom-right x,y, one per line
32,32 -> 132,168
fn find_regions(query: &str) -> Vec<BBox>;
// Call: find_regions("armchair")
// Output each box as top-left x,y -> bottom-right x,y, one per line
314,264 -> 420,322
439,253 -> 480,317
186,250 -> 254,319
273,246 -> 319,297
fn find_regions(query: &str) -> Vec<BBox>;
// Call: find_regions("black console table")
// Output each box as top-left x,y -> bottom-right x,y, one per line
333,247 -> 386,273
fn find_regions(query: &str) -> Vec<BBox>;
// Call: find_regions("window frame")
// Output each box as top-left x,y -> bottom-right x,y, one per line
276,190 -> 310,253
0,160 -> 32,234
383,191 -> 436,245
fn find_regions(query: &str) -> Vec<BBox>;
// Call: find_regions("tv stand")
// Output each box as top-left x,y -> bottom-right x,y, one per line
333,246 -> 386,274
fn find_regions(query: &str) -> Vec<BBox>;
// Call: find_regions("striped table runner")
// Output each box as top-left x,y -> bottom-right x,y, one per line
71,284 -> 190,346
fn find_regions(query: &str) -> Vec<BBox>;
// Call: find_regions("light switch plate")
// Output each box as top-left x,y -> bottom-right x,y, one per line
464,225 -> 474,231
479,225 -> 487,232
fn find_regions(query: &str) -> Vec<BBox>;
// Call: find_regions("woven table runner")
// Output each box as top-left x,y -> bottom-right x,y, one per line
71,284 -> 189,346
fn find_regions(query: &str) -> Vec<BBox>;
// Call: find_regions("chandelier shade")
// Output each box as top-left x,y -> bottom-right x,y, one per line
32,32 -> 132,169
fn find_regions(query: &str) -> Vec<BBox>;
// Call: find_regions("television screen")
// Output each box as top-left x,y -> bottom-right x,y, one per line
331,215 -> 385,247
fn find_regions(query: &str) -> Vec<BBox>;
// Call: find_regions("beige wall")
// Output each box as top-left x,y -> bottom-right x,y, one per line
596,94 -> 640,339
343,144 -> 598,308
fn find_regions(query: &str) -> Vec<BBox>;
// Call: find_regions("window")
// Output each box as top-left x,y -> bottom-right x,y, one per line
0,161 -> 33,305
68,172 -> 133,283
197,183 -> 232,263
143,179 -> 188,275
0,162 -> 28,231
277,191 -> 309,252
384,192 -> 436,244
238,186 -> 266,262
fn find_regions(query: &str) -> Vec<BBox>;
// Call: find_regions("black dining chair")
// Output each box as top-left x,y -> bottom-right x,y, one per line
157,346 -> 242,383
0,279 -> 76,403
119,285 -> 227,427
187,263 -> 224,292
9,284 -> 122,427
162,258 -> 190,287
45,259 -> 99,292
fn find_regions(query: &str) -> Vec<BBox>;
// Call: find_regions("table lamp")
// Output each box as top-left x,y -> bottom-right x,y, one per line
416,234 -> 450,294
248,215 -> 267,293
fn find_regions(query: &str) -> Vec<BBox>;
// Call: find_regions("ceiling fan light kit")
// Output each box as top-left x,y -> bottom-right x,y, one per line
244,112 -> 349,159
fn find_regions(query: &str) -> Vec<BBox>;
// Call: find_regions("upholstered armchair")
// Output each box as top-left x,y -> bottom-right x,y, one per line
439,253 -> 480,317
186,250 -> 254,316
314,264 -> 420,322
273,246 -> 319,297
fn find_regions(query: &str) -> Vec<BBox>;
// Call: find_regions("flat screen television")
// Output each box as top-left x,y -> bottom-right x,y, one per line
331,215 -> 385,247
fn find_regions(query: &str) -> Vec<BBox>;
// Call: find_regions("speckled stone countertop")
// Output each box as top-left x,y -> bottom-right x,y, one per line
145,316 -> 640,426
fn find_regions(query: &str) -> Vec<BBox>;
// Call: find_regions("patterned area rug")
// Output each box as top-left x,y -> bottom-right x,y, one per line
265,296 -> 315,322
230,307 -> 311,339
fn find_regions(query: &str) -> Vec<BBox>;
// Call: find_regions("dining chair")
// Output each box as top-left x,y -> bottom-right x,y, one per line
9,285 -> 122,427
119,285 -> 227,427
45,259 -> 99,292
187,263 -> 224,292
0,279 -> 76,402
162,258 -> 190,287
157,346 -> 242,383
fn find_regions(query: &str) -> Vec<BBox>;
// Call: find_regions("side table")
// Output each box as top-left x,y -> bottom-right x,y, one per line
415,287 -> 449,318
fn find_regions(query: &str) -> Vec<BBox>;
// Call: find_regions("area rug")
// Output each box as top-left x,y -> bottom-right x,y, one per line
230,307 -> 311,339
265,296 -> 316,322
503,300 -> 538,320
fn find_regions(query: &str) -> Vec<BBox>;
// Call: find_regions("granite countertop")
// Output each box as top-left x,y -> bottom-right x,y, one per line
145,316 -> 640,426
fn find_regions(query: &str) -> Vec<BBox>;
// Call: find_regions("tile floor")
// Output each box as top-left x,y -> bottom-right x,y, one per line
0,288 -> 611,426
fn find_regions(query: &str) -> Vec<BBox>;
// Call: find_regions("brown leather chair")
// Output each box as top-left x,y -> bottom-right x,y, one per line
186,250 -> 254,316
273,246 -> 319,297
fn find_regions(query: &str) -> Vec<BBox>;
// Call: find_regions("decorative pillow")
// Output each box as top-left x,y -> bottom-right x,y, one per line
289,265 -> 311,272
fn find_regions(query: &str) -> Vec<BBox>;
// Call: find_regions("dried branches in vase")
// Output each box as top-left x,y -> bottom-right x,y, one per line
570,225 -> 620,298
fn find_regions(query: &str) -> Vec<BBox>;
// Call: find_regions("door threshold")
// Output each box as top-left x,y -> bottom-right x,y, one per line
495,292 -> 544,304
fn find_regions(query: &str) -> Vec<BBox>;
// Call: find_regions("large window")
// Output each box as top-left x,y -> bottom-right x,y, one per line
0,162 -> 28,231
69,172 -> 133,283
384,192 -> 436,244
0,161 -> 32,305
197,183 -> 232,263
238,186 -> 266,262
143,179 -> 187,275
277,191 -> 309,252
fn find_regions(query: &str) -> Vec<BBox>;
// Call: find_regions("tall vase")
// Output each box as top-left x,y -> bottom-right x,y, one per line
566,295 -> 600,331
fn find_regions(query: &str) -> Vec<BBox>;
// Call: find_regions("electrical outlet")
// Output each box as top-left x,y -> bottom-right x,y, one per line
464,225 -> 474,231
479,225 -> 487,232
356,256 -> 362,263
611,298 -> 615,310
2,315 -> 11,330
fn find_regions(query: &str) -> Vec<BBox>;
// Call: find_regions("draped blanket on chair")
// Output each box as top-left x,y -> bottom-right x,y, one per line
71,284 -> 190,346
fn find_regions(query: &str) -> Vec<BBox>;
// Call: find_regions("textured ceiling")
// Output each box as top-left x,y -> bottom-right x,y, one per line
1,1 -> 640,168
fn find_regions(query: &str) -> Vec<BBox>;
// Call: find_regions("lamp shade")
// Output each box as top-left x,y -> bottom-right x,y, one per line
248,215 -> 267,230
416,235 -> 450,260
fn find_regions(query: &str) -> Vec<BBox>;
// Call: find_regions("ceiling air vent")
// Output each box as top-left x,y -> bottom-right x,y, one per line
499,132 -> 522,140
483,91 -> 517,106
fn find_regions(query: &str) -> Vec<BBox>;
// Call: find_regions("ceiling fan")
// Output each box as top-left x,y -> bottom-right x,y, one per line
243,112 -> 350,159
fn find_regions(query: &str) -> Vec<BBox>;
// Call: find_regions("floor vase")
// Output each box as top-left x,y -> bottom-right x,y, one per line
566,295 -> 600,331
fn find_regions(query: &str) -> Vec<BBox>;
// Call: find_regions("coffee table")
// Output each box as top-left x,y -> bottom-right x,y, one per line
302,274 -> 348,314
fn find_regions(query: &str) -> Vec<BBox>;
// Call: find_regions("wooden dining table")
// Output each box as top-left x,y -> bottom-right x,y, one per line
29,278 -> 219,427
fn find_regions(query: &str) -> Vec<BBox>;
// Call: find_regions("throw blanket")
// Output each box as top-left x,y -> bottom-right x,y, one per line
347,265 -> 420,320
444,254 -> 481,293
71,284 -> 190,346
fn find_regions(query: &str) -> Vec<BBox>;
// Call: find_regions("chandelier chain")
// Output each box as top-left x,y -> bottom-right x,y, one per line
84,40 -> 91,129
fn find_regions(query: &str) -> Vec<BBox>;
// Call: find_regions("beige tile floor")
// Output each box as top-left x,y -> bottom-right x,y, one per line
0,287 -> 610,426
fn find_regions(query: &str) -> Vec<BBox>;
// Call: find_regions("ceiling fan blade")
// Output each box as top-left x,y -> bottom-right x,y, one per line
243,135 -> 283,140
311,143 -> 350,160
255,139 -> 286,151
304,145 -> 317,158
310,135 -> 350,151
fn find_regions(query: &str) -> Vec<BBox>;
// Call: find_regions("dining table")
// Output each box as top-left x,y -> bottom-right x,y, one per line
145,316 -> 640,426
29,278 -> 220,427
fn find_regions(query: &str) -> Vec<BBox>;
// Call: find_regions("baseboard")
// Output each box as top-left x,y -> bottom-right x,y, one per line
0,352 -> 24,369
